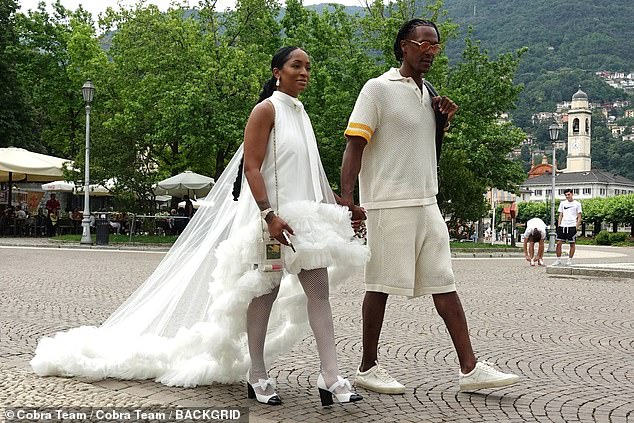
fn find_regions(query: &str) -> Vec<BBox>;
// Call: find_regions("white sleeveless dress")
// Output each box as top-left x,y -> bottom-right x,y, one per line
30,91 -> 370,387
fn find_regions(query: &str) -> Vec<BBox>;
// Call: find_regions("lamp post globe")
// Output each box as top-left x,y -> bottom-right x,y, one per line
80,80 -> 95,245
547,122 -> 561,253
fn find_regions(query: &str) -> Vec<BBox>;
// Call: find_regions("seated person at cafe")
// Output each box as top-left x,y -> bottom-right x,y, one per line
172,207 -> 188,235
71,208 -> 83,234
15,206 -> 27,219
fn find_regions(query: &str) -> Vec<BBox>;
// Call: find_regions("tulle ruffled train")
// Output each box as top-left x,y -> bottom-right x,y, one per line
31,201 -> 369,387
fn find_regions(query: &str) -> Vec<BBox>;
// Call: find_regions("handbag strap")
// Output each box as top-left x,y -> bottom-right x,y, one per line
261,102 -> 279,236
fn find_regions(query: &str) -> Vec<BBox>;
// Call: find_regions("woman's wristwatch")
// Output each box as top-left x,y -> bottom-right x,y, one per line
260,207 -> 275,223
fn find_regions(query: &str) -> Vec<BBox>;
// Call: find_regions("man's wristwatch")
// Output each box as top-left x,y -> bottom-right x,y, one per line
260,207 -> 275,222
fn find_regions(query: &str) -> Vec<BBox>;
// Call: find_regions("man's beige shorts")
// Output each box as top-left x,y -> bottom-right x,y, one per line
364,204 -> 456,298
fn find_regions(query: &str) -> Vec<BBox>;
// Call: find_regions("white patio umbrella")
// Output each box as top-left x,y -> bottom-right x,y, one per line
0,147 -> 70,182
41,180 -> 75,192
1,147 -> 71,205
42,179 -> 114,196
75,178 -> 115,197
154,170 -> 215,197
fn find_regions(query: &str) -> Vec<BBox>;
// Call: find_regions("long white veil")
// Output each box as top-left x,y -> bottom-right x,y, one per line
103,145 -> 247,337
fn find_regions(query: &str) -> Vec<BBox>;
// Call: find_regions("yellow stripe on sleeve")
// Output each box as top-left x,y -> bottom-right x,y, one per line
347,122 -> 374,137
344,128 -> 372,143
344,122 -> 374,142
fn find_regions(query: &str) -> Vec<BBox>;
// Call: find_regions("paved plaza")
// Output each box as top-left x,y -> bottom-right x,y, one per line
0,243 -> 632,422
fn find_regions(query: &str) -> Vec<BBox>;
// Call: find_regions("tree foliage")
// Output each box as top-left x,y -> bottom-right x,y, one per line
11,1 -> 106,158
0,0 -> 32,149
6,0 -> 528,218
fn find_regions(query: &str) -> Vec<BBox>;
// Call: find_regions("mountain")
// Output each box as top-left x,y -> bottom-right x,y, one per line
442,0 -> 634,73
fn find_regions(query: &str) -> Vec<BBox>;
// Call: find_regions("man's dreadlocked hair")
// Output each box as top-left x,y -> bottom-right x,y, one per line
393,19 -> 441,62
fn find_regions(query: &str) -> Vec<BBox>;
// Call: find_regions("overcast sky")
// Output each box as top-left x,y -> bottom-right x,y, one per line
18,0 -> 367,17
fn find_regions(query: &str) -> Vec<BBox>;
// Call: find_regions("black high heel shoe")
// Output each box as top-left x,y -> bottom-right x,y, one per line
317,374 -> 363,406
246,371 -> 282,405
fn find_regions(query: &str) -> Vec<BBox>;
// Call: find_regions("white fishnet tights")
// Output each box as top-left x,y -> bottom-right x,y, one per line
246,268 -> 351,396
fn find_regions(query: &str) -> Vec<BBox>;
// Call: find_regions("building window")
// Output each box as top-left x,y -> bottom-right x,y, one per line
600,188 -> 606,195
558,189 -> 565,195
546,189 -> 551,197
583,188 -> 591,195
585,118 -> 590,134
534,189 -> 543,196
574,188 -> 579,195
615,189 -> 620,195
573,118 -> 579,134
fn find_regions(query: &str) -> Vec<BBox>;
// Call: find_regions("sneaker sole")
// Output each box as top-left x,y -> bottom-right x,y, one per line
459,375 -> 520,391
355,379 -> 405,394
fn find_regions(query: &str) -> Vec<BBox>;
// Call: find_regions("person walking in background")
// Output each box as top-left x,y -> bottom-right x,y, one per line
523,217 -> 547,266
44,193 -> 60,237
340,18 -> 520,394
554,188 -> 582,266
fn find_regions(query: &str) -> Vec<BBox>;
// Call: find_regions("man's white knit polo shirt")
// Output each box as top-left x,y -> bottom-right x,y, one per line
345,68 -> 456,297
345,67 -> 438,210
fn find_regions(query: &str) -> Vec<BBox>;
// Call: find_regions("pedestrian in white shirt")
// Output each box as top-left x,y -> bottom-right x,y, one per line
554,188 -> 582,266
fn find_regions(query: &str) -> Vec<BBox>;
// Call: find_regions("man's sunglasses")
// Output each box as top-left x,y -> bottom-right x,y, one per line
405,39 -> 442,55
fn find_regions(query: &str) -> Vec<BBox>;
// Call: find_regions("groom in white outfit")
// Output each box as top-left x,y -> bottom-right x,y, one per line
340,18 -> 520,394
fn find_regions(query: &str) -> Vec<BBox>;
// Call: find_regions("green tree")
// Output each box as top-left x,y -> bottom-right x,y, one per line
437,37 -> 526,220
13,1 -> 106,157
581,196 -> 606,236
86,1 -> 280,210
0,0 -> 32,149
604,194 -> 634,236
517,201 -> 549,224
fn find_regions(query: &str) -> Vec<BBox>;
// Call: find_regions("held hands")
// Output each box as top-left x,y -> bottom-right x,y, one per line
349,204 -> 367,222
267,214 -> 295,246
339,198 -> 367,222
347,204 -> 367,238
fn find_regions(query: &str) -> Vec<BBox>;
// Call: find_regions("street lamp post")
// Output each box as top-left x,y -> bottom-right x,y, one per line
80,80 -> 95,245
547,122 -> 560,253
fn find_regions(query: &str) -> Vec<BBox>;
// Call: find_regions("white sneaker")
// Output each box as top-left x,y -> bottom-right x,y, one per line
530,259 -> 535,266
355,361 -> 405,394
553,258 -> 562,266
537,259 -> 545,266
566,258 -> 573,266
459,361 -> 520,391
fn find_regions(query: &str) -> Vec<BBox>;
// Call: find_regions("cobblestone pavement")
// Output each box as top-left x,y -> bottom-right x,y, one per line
0,245 -> 633,422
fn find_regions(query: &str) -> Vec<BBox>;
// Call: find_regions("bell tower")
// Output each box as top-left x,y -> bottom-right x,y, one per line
565,87 -> 592,172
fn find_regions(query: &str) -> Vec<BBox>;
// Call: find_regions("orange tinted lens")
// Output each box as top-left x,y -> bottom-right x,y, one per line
428,44 -> 441,54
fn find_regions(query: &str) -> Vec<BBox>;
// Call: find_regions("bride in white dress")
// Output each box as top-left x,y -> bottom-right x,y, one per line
31,46 -> 369,407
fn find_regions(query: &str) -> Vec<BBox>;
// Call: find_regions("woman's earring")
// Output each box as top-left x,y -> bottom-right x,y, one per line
275,78 -> 280,87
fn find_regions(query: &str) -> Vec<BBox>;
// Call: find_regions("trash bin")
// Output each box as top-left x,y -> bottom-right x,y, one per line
95,213 -> 110,245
